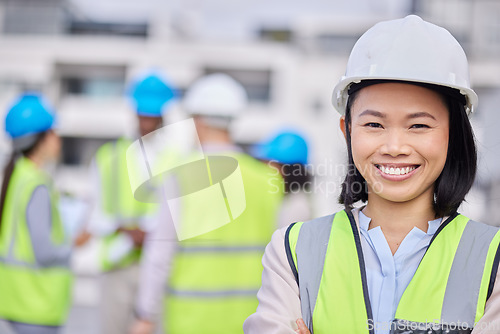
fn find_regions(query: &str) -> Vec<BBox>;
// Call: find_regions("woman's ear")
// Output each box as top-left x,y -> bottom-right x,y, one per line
339,116 -> 347,141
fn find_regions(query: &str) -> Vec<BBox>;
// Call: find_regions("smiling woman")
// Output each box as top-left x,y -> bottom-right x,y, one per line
244,15 -> 500,334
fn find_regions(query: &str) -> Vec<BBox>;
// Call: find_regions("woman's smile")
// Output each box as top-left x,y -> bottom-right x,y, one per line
374,163 -> 420,180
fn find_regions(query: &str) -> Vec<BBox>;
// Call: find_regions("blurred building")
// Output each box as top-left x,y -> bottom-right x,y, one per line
0,0 -> 499,331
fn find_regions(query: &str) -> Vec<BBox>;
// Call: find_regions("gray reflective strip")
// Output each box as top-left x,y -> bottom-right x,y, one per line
391,319 -> 472,334
167,288 -> 259,298
0,256 -> 40,269
178,245 -> 267,253
441,220 -> 500,327
0,255 -> 69,269
295,214 -> 335,333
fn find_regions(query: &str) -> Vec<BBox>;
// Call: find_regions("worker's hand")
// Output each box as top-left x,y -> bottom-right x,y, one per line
126,228 -> 146,247
73,230 -> 92,247
129,319 -> 154,334
119,227 -> 146,247
295,319 -> 311,334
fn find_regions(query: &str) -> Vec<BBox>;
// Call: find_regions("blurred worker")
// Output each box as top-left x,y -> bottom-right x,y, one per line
251,130 -> 313,227
130,73 -> 283,334
88,73 -> 175,334
0,93 -> 73,334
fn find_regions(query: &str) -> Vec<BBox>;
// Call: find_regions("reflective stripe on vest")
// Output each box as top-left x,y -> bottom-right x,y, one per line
285,210 -> 500,334
0,156 -> 72,326
164,152 -> 284,334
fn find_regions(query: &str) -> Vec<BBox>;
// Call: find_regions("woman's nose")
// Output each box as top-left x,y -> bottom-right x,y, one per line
379,130 -> 412,157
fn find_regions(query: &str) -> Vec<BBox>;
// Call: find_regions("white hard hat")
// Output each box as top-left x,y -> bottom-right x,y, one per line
183,73 -> 248,118
332,15 -> 478,115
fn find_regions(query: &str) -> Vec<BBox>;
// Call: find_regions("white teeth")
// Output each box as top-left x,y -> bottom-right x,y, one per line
377,165 -> 416,175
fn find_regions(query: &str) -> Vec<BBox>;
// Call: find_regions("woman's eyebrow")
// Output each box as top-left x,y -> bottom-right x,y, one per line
359,110 -> 385,118
407,112 -> 436,120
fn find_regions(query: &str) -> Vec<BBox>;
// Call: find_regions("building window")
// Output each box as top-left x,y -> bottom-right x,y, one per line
57,64 -> 126,99
61,136 -> 112,166
68,21 -> 148,37
63,77 -> 124,97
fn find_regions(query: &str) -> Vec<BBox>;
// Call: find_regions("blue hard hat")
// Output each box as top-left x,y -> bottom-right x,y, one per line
129,73 -> 176,117
5,93 -> 55,139
251,130 -> 309,165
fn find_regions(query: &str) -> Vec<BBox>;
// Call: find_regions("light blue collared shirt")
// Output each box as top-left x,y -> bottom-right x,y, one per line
358,210 -> 442,334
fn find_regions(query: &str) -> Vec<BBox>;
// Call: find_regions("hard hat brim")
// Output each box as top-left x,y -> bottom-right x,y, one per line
332,76 -> 478,116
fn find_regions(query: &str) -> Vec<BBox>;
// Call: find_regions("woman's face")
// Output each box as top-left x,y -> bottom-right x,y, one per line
343,83 -> 449,204
43,130 -> 61,162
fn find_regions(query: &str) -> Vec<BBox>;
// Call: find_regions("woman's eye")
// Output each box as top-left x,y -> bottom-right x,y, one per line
365,122 -> 383,128
410,124 -> 430,129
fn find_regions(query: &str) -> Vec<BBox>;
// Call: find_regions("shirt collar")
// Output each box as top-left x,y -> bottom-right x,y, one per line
358,210 -> 442,236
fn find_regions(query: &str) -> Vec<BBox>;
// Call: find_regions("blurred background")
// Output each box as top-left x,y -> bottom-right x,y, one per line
0,0 -> 499,332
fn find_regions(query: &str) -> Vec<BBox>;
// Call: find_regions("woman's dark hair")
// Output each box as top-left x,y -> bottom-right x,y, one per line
338,81 -> 477,218
0,132 -> 48,231
281,163 -> 312,193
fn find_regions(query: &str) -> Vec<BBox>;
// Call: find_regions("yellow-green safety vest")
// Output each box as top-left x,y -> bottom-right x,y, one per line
95,137 -> 156,271
286,210 -> 500,334
0,156 -> 72,326
164,152 -> 284,334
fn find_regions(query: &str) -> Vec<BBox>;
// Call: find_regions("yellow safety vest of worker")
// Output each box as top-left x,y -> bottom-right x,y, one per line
0,156 -> 72,326
286,210 -> 500,333
95,137 -> 155,271
164,152 -> 284,334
